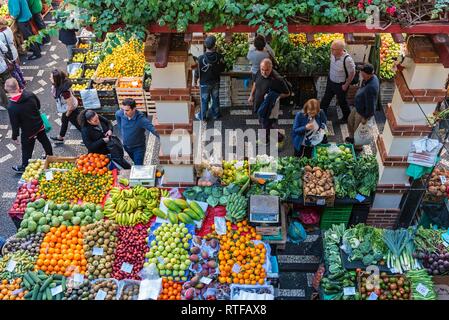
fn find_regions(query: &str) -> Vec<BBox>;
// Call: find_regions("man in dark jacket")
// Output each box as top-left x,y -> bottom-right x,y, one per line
193,35 -> 225,121
5,78 -> 53,172
116,98 -> 159,165
346,63 -> 379,144
248,58 -> 290,145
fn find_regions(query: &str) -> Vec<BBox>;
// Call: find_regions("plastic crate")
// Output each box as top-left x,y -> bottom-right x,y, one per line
320,205 -> 353,230
313,143 -> 356,159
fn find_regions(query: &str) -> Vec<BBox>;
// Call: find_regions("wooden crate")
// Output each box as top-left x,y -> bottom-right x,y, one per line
91,79 -> 118,107
115,77 -> 146,113
357,272 -> 412,300
304,189 -> 335,207
44,156 -> 77,169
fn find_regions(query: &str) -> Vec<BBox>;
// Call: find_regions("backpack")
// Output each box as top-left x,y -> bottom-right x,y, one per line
343,54 -> 359,85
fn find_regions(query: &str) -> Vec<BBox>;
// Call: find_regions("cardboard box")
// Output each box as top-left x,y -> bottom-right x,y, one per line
433,276 -> 449,300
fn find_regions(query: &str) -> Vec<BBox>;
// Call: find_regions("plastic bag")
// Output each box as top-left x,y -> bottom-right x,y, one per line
288,221 -> 307,244
137,264 -> 162,300
200,168 -> 218,185
354,121 -> 374,146
117,279 -> 140,300
80,89 -> 101,110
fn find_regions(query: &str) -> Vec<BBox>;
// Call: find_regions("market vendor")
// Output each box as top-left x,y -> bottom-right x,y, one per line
248,58 -> 290,146
345,63 -> 379,145
292,98 -> 327,158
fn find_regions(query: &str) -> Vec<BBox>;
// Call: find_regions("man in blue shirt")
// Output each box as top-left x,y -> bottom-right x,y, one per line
115,98 -> 159,165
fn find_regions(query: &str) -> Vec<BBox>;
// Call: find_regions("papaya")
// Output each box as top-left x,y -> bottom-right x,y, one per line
152,208 -> 167,219
189,201 -> 205,218
178,212 -> 193,224
184,208 -> 200,221
163,199 -> 182,213
168,211 -> 178,224
173,199 -> 188,210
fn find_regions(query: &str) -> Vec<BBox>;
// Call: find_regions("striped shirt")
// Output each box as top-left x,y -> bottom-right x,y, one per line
329,52 -> 355,83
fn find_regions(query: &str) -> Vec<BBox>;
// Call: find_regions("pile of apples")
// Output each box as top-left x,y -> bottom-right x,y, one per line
11,179 -> 43,214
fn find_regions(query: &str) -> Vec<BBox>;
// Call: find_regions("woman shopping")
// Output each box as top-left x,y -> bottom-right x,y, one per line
292,99 -> 327,158
49,69 -> 82,143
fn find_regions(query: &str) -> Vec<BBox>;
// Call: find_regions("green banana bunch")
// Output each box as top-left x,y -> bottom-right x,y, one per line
225,193 -> 247,223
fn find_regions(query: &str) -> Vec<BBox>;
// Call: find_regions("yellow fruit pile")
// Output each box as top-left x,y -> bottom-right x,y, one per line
69,68 -> 83,79
289,34 -> 307,46
83,68 -> 95,79
96,39 -> 145,78
380,33 -> 402,80
85,51 -> 100,64
311,33 -> 344,48
72,83 -> 89,91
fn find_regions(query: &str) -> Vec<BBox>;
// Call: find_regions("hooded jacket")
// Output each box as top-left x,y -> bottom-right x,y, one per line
194,51 -> 225,85
7,90 -> 44,140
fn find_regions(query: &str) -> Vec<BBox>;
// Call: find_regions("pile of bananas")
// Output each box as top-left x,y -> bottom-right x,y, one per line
311,33 -> 344,48
225,193 -> 248,223
103,186 -> 161,226
72,83 -> 89,91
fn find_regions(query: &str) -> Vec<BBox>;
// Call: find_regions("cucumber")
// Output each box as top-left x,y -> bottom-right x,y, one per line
56,293 -> 62,300
22,278 -> 31,290
38,274 -> 47,281
23,272 -> 34,286
37,270 -> 46,276
29,272 -> 41,284
39,275 -> 54,293
46,288 -> 52,301
53,274 -> 63,281
36,288 -> 44,300
31,287 -> 39,300
61,277 -> 67,291
24,291 -> 33,299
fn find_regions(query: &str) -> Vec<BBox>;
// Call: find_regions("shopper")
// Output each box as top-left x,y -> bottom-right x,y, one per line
116,98 -> 159,165
27,0 -> 50,44
247,35 -> 276,80
8,0 -> 41,60
78,110 -> 113,155
49,69 -> 81,144
320,39 -> 355,123
248,58 -> 290,145
346,63 -> 379,144
0,38 -> 10,108
193,35 -> 225,121
59,28 -> 77,60
0,18 -> 26,89
5,78 -> 53,172
292,99 -> 327,158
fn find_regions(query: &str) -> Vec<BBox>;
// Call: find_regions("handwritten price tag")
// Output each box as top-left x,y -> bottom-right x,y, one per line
92,247 -> 104,256
74,273 -> 84,284
367,292 -> 378,300
6,260 -> 16,272
51,285 -> 63,296
316,199 -> 325,205
200,277 -> 212,285
343,287 -> 356,296
11,288 -> 23,295
95,289 -> 107,300
440,176 -> 447,185
232,263 -> 241,273
416,283 -> 429,297
45,171 -> 53,181
121,262 -> 133,273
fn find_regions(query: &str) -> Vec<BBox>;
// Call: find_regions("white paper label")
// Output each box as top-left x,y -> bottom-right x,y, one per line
51,285 -> 63,296
95,289 -> 107,300
343,287 -> 356,296
232,263 -> 241,273
234,161 -> 244,169
214,217 -> 227,235
416,283 -> 430,297
317,199 -> 325,205
368,292 -> 378,300
43,203 -> 49,213
121,262 -> 133,273
440,176 -> 447,185
6,260 -> 16,272
45,171 -> 53,181
200,277 -> 212,285
92,247 -> 104,256
109,63 -> 114,69
11,288 -> 23,295
443,241 -> 449,248
74,273 -> 84,284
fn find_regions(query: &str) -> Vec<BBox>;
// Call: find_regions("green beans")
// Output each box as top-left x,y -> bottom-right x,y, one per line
407,269 -> 437,300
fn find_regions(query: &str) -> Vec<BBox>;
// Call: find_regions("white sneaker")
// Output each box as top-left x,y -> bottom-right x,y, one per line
0,106 -> 6,111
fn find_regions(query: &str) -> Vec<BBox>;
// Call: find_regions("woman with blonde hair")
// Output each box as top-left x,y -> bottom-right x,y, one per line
292,98 -> 327,157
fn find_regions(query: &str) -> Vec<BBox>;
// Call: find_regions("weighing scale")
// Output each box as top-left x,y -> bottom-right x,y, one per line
129,165 -> 157,187
249,195 -> 281,235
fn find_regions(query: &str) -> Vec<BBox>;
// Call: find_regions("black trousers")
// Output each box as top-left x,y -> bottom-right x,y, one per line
320,78 -> 350,120
294,145 -> 313,158
18,21 -> 41,56
32,13 -> 50,43
21,129 -> 53,167
59,108 -> 81,137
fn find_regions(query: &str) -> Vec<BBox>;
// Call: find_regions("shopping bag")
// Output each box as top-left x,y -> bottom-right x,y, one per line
80,89 -> 101,109
354,121 -> 374,146
41,113 -> 52,133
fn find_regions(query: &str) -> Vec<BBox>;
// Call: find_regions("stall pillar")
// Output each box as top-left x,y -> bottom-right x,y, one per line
370,36 -> 449,227
147,40 -> 196,187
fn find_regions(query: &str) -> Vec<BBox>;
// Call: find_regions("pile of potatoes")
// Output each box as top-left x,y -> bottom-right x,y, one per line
303,166 -> 335,197
82,220 -> 118,280
427,168 -> 449,198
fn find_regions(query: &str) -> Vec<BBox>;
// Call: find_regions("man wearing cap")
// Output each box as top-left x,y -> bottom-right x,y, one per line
346,63 -> 379,144
321,39 -> 355,123
193,35 -> 226,121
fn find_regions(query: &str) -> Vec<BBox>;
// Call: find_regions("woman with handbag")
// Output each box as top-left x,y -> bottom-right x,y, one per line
49,69 -> 82,144
292,99 -> 327,158
0,38 -> 10,109
0,17 -> 25,90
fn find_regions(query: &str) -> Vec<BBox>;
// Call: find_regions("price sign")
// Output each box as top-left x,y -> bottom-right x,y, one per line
92,247 -> 104,256
443,241 -> 449,248
121,262 -> 133,273
232,263 -> 241,273
355,194 -> 366,203
200,277 -> 212,285
43,203 -> 49,213
343,287 -> 356,296
109,63 -> 114,69
416,283 -> 430,297
51,285 -> 63,296
12,288 -> 23,295
367,292 -> 378,300
440,176 -> 447,185
74,273 -> 84,284
6,260 -> 16,272
45,171 -> 53,181
316,199 -> 325,205
95,289 -> 107,300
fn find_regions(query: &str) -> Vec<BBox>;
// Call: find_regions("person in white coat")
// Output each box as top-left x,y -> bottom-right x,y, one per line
0,17 -> 25,89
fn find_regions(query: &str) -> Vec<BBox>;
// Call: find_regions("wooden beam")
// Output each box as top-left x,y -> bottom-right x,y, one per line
431,34 -> 449,44
344,33 -> 355,44
391,33 -> 405,43
155,34 -> 172,68
147,23 -> 449,34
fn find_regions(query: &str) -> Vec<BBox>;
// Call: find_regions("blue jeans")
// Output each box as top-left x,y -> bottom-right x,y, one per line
199,83 -> 220,120
125,145 -> 146,165
257,89 -> 280,119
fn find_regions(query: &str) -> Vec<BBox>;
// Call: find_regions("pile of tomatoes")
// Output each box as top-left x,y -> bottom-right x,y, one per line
76,153 -> 110,175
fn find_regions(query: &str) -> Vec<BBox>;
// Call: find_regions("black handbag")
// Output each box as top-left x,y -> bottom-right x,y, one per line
106,135 -> 131,169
